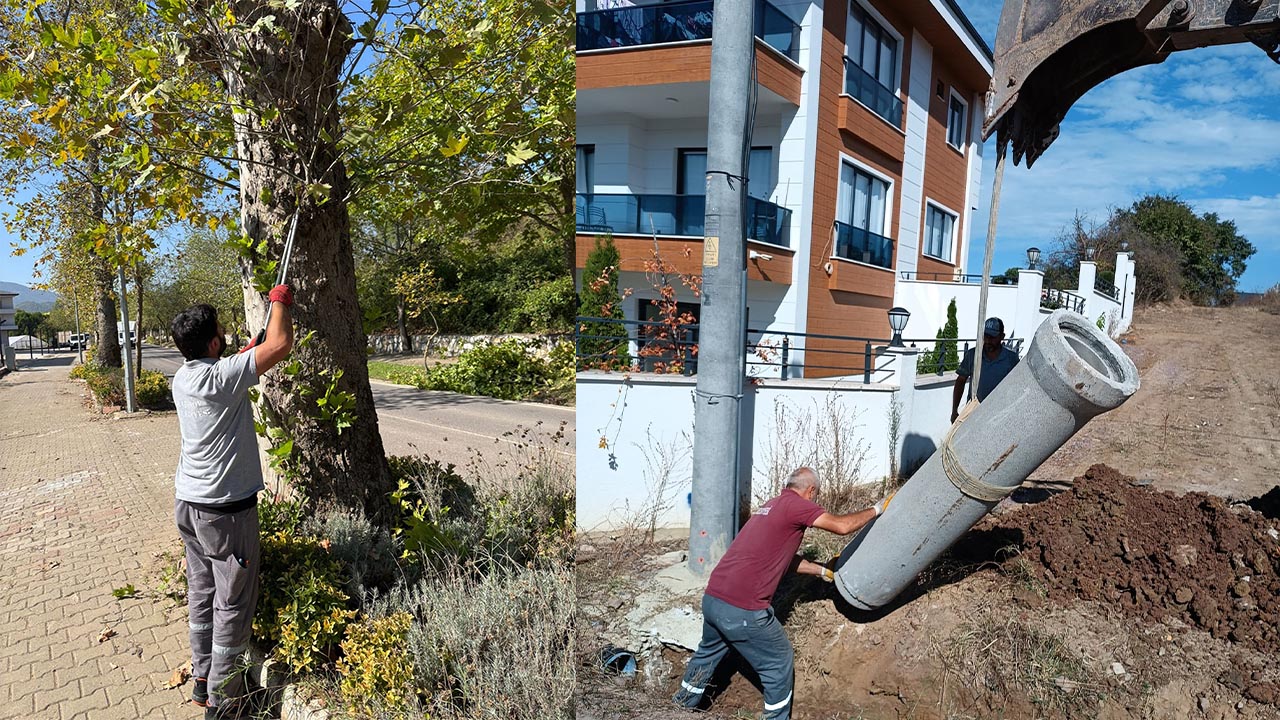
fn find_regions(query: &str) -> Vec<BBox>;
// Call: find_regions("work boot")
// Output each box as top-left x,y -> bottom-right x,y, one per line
191,677 -> 208,707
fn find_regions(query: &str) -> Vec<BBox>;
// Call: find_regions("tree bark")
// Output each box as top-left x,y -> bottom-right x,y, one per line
396,295 -> 410,354
92,254 -> 122,367
203,0 -> 393,522
87,150 -> 121,368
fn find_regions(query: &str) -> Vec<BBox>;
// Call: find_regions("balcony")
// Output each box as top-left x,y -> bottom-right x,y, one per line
577,0 -> 800,62
576,193 -> 792,248
834,221 -> 893,270
843,58 -> 903,128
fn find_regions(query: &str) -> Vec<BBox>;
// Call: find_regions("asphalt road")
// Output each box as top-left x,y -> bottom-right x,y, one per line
139,344 -> 574,471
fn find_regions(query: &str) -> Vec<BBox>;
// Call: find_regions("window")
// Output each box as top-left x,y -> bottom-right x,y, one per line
924,203 -> 957,261
576,145 -> 595,194
677,147 -> 773,198
947,92 -> 967,149
848,3 -> 897,91
838,162 -> 889,235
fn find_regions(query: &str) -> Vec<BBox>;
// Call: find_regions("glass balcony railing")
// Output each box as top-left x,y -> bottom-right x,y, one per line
577,0 -> 800,62
834,220 -> 893,269
576,193 -> 792,248
842,57 -> 903,127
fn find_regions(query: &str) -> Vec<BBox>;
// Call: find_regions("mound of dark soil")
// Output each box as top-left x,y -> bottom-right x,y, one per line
992,465 -> 1280,655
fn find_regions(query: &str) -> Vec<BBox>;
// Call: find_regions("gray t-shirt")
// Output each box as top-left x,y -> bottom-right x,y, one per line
172,351 -> 264,504
958,346 -> 1020,402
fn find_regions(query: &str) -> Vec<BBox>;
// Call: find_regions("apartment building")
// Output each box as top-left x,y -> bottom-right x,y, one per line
575,0 -> 993,377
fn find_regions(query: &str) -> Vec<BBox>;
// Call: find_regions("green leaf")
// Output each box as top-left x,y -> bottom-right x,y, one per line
440,135 -> 469,158
505,143 -> 537,166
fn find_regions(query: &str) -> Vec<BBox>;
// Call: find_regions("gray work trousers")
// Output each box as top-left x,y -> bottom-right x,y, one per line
673,594 -> 795,720
175,499 -> 260,707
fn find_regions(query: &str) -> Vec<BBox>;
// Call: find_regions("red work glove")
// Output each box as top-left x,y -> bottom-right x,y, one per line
268,284 -> 294,307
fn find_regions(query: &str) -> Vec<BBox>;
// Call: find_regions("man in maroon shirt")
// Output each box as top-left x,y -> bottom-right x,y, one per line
673,467 -> 893,719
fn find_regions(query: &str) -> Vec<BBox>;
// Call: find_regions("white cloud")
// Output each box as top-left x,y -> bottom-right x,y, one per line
969,48 -> 1280,253
1194,193 -> 1280,251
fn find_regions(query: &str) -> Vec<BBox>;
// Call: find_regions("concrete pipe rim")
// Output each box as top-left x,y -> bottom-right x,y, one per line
1034,310 -> 1139,409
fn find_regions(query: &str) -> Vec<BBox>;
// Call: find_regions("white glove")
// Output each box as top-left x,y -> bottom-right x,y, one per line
874,492 -> 895,516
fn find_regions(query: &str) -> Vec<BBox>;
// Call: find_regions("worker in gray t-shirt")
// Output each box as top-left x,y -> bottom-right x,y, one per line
169,285 -> 293,719
951,317 -> 1020,423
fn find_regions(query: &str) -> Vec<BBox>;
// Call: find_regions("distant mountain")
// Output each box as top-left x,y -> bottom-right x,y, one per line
0,281 -> 58,312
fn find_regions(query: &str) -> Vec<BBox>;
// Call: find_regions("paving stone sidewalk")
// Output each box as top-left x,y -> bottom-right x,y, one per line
0,355 -> 203,720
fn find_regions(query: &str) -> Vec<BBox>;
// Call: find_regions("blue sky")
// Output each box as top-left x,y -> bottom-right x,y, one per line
957,0 -> 1280,293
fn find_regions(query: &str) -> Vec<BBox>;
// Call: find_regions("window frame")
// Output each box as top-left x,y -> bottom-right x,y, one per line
946,89 -> 968,151
846,0 -> 903,94
836,153 -> 895,241
922,200 -> 960,263
576,144 -> 595,194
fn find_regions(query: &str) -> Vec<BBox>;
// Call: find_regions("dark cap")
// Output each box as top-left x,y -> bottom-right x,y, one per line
983,317 -> 1004,337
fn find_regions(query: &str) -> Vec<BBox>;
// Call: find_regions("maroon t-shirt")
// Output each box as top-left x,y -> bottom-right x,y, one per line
704,490 -> 826,611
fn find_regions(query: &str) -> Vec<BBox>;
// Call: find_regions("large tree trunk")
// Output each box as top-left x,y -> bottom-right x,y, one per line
206,0 -> 393,522
396,295 -> 410,354
91,254 -> 122,367
87,150 -> 121,368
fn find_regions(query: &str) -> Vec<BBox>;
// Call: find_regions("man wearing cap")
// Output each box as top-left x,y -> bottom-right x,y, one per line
673,467 -> 893,720
951,316 -> 1020,423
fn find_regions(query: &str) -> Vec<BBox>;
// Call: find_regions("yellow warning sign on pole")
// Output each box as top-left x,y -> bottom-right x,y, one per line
703,236 -> 720,267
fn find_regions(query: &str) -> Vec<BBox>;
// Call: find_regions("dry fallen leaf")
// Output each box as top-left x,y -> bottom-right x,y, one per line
97,628 -> 116,643
319,539 -> 331,551
164,661 -> 192,689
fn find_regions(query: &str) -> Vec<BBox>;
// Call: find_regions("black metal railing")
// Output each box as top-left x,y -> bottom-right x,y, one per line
843,57 -> 903,127
833,221 -> 893,269
746,327 -> 898,382
576,316 -> 700,374
899,271 -> 1018,286
1041,287 -> 1085,314
577,0 -> 800,61
1094,277 -> 1119,300
576,193 -> 792,247
576,316 -> 901,381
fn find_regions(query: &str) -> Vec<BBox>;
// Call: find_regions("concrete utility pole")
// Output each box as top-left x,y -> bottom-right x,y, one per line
688,0 -> 753,576
117,266 -> 136,413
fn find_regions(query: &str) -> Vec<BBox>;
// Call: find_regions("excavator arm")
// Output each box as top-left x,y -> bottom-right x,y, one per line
984,0 -> 1280,166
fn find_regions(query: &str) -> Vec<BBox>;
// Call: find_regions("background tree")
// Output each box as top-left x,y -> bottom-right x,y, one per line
576,235 -> 630,368
1040,196 -> 1254,306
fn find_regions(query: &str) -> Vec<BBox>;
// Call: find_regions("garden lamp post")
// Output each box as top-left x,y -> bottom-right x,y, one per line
1085,246 -> 1095,260
887,307 -> 909,347
1027,246 -> 1041,271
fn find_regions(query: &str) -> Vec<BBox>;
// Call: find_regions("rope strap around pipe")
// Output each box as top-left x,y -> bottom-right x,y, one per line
940,400 -> 1018,503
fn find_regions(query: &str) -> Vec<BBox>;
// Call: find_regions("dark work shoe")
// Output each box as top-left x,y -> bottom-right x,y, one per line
191,677 -> 208,707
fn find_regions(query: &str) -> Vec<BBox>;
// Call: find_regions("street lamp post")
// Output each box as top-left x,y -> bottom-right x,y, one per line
1027,247 -> 1041,271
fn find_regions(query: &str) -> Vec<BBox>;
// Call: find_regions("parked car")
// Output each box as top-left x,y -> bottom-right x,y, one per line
68,333 -> 91,350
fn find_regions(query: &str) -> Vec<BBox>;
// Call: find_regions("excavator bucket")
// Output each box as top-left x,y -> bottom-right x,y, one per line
983,0 -> 1168,166
984,0 -> 1280,167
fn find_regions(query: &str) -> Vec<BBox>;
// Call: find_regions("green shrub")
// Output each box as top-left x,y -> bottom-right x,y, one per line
369,567 -> 575,719
303,506 -> 400,599
259,495 -> 307,535
511,276 -> 576,334
421,340 -> 549,401
254,529 -> 355,674
390,456 -> 485,572
337,612 -> 416,714
136,369 -> 171,408
83,365 -> 125,406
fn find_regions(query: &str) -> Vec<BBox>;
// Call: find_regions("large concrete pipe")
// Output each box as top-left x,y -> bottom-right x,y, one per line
834,310 -> 1140,610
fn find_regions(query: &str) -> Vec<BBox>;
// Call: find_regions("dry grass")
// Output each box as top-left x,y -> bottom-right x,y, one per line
936,615 -> 1109,718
